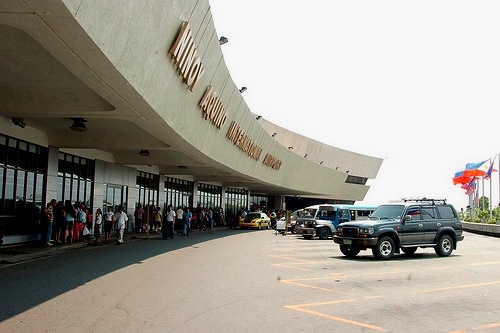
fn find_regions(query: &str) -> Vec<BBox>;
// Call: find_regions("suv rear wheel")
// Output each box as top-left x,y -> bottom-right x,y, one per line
340,245 -> 361,258
372,236 -> 395,260
435,234 -> 453,257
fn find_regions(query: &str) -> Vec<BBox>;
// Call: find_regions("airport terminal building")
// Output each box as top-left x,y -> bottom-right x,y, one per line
0,0 -> 382,244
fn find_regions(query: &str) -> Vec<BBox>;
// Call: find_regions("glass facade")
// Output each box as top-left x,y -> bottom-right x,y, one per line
250,194 -> 269,212
164,177 -> 193,209
103,184 -> 128,213
0,135 -> 278,239
197,183 -> 221,209
225,188 -> 248,216
57,152 -> 94,207
136,171 -> 159,209
0,135 -> 47,235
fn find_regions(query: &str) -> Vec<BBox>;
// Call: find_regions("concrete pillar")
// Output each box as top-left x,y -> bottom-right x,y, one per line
45,146 -> 59,203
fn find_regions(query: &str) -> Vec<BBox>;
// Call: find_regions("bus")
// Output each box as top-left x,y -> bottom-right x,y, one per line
297,204 -> 378,240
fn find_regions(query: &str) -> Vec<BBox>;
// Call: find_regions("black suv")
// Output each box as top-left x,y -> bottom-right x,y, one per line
333,198 -> 464,260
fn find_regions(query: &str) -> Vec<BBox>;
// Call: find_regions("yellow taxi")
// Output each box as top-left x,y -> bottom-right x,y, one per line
239,212 -> 271,229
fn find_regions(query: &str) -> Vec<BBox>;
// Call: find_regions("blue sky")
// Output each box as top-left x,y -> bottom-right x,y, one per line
209,0 -> 500,210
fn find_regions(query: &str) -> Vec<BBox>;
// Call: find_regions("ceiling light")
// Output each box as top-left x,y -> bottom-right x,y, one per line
139,149 -> 150,157
70,118 -> 87,132
239,87 -> 247,93
12,117 -> 26,128
219,36 -> 228,45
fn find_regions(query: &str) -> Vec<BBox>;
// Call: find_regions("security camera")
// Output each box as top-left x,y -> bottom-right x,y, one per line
12,117 -> 26,128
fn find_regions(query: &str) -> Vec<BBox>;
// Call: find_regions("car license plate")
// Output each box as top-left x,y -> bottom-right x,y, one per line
343,239 -> 352,245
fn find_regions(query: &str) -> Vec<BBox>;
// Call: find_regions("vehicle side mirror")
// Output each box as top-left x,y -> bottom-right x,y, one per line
404,215 -> 412,222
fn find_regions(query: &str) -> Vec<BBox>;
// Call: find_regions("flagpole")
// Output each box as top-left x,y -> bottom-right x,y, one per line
489,157 -> 493,218
476,179 -> 480,215
481,176 -> 484,210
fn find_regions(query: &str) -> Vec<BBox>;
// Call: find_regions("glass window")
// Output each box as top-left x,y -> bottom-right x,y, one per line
58,152 -> 94,206
406,206 -> 422,220
5,168 -> 15,213
421,206 -> 437,220
26,172 -> 34,203
0,136 -> 48,235
0,166 -> 4,214
35,173 -> 44,211
371,205 -> 405,219
197,183 -> 221,209
437,205 -> 456,219
225,188 -> 248,217
164,177 -> 192,209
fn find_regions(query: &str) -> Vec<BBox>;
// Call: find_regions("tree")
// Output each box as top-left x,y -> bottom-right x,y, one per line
478,196 -> 490,211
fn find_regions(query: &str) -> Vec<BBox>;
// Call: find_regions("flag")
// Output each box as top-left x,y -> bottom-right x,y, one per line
462,176 -> 476,195
484,157 -> 497,180
453,171 -> 472,185
463,159 -> 489,177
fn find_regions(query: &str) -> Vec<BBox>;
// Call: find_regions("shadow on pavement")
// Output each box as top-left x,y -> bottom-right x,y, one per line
0,227 -> 254,322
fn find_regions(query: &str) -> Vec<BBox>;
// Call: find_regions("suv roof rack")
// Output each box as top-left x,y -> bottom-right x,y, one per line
401,197 -> 447,205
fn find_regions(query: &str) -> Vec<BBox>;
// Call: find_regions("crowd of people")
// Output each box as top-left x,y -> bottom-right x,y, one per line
42,199 -> 132,246
133,204 -> 226,239
42,200 -> 283,247
42,199 -> 96,246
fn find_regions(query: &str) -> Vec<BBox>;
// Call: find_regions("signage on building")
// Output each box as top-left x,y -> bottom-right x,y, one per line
262,154 -> 282,170
226,121 -> 262,160
199,85 -> 228,129
169,22 -> 283,170
169,21 -> 205,92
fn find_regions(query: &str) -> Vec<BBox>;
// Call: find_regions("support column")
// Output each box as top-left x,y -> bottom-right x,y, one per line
45,146 -> 59,203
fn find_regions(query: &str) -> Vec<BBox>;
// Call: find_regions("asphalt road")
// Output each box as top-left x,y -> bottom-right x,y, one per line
0,229 -> 499,333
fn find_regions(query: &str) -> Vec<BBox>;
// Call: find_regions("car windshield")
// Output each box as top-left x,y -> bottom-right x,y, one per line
297,208 -> 316,218
369,205 -> 405,220
244,213 -> 261,222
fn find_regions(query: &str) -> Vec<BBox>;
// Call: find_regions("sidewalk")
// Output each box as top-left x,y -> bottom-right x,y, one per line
0,227 -> 230,266
0,231 -> 159,266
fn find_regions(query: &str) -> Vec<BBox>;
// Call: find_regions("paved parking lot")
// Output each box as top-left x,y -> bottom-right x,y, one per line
270,230 -> 500,332
1,228 -> 499,333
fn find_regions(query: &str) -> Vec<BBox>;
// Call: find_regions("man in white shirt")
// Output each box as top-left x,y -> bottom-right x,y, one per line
115,206 -> 128,244
163,205 -> 175,240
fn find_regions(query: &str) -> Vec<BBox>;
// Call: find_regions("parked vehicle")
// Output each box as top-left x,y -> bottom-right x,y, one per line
298,204 -> 377,240
239,212 -> 271,229
282,206 -> 320,234
333,198 -> 464,260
